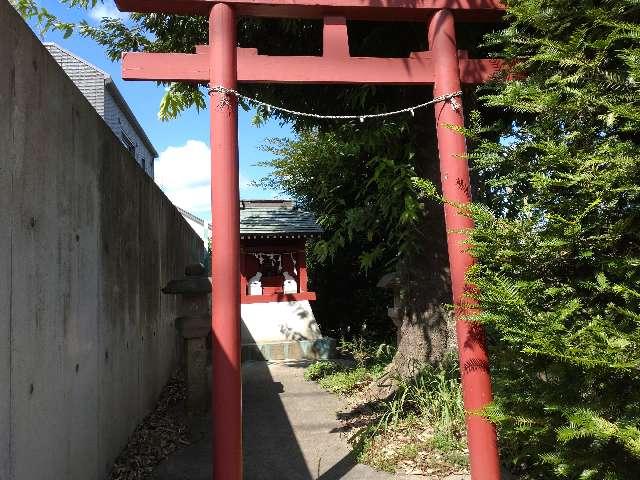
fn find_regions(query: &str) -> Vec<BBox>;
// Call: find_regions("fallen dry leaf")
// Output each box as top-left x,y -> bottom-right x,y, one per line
107,371 -> 190,480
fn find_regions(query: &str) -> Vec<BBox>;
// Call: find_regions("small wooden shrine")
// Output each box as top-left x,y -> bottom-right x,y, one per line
239,199 -> 320,303
238,200 -> 328,356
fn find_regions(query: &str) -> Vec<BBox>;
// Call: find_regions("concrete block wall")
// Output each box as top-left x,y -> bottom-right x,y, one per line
0,3 -> 205,479
43,43 -> 156,178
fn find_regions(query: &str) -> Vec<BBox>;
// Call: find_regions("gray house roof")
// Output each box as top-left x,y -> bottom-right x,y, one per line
239,200 -> 322,239
43,42 -> 158,158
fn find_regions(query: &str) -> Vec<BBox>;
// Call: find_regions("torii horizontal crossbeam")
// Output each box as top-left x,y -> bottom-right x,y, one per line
122,47 -> 504,84
114,0 -> 504,21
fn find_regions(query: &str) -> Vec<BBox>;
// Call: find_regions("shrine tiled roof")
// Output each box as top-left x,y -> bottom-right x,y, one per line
240,200 -> 322,239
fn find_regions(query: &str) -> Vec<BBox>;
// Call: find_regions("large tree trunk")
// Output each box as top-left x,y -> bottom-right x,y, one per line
364,97 -> 455,402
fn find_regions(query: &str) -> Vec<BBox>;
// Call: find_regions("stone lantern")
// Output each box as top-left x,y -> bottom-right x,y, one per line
377,272 -> 402,328
162,263 -> 211,413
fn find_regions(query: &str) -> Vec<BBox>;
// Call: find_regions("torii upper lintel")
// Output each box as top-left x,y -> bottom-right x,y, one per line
114,0 -> 505,20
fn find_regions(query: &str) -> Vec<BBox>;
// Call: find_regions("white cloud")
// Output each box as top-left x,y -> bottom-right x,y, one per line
155,139 -> 263,216
89,1 -> 128,21
155,140 -> 210,191
155,140 -> 210,216
239,173 -> 257,192
167,185 -> 212,215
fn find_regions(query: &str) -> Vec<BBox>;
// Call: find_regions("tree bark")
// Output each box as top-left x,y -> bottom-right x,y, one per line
364,95 -> 455,402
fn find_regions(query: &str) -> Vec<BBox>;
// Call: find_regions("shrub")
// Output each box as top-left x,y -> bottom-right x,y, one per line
303,361 -> 343,381
338,337 -> 396,367
318,367 -> 372,395
462,0 -> 640,477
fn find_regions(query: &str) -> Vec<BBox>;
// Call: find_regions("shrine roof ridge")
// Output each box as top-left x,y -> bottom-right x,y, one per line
114,0 -> 505,21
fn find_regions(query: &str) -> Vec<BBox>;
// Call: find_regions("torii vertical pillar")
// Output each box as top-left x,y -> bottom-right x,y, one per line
209,4 -> 242,480
430,10 -> 501,480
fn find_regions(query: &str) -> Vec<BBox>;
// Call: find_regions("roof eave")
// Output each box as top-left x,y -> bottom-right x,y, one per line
240,232 -> 322,238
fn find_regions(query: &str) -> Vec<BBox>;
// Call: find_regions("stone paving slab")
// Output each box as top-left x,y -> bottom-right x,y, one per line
151,361 -> 470,480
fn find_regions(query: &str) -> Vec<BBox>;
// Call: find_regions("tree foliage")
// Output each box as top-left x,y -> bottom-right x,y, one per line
461,0 -> 640,477
257,113 -> 428,342
259,125 -> 424,271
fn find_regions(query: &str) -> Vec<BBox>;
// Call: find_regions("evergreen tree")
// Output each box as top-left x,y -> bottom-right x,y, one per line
463,0 -> 640,477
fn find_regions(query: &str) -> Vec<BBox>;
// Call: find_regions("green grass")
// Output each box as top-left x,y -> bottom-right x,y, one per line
378,361 -> 466,448
318,367 -> 371,395
303,338 -> 388,395
303,360 -> 343,381
303,345 -> 468,474
351,359 -> 469,473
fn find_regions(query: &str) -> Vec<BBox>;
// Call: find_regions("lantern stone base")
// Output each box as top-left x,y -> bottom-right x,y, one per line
176,314 -> 210,413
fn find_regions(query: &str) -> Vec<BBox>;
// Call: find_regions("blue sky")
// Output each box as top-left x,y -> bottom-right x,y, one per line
28,0 -> 292,221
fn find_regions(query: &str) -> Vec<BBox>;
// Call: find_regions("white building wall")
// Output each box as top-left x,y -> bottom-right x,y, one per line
183,217 -> 209,244
104,89 -> 155,177
241,301 -> 322,343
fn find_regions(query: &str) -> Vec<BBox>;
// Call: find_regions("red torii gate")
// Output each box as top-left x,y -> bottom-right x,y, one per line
114,1 -> 505,479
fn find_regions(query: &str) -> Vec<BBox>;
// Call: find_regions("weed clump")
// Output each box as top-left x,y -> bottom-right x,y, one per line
303,360 -> 343,381
319,367 -> 371,395
350,359 -> 468,476
303,338 -> 468,476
